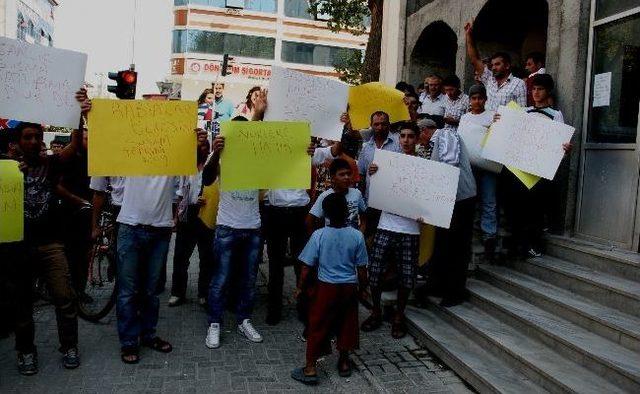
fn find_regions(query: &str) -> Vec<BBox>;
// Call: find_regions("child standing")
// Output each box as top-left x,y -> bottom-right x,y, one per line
292,193 -> 369,385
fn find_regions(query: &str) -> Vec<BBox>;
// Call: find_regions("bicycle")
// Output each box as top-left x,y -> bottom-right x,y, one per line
77,208 -> 118,322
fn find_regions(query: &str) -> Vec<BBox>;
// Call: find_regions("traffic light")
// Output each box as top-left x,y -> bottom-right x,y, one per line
221,54 -> 234,77
107,65 -> 137,99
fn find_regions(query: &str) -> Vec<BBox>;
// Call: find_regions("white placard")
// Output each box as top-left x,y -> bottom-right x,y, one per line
457,120 -> 503,174
368,149 -> 460,229
482,107 -> 574,180
264,66 -> 348,141
0,37 -> 87,128
592,72 -> 611,108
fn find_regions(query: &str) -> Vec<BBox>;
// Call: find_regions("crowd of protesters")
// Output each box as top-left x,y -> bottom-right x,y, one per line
0,19 -> 572,386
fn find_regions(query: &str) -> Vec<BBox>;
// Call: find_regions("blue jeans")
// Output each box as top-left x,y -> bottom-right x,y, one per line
478,170 -> 498,238
208,225 -> 261,325
116,224 -> 171,348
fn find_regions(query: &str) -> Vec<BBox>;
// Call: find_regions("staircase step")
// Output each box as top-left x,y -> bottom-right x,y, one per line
405,307 -> 546,394
422,299 -> 625,393
477,265 -> 640,352
514,256 -> 640,316
467,279 -> 640,392
546,235 -> 640,282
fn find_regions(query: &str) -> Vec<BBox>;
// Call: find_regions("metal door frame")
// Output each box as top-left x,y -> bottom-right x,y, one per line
575,1 -> 640,250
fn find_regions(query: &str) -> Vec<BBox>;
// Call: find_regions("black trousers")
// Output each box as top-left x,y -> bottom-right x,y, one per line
63,207 -> 93,295
426,197 -> 476,300
170,206 -> 215,299
263,205 -> 308,314
499,170 -> 548,254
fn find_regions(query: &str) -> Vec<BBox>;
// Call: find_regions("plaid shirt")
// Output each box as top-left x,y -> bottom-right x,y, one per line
443,93 -> 469,131
480,67 -> 527,111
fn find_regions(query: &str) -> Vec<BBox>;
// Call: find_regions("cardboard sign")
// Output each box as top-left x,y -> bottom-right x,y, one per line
0,160 -> 24,243
220,121 -> 311,191
348,82 -> 410,130
368,150 -> 460,229
458,120 -> 503,174
265,66 -> 348,141
0,36 -> 87,128
88,99 -> 198,176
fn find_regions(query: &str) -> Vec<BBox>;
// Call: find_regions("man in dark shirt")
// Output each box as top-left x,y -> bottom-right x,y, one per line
8,89 -> 90,376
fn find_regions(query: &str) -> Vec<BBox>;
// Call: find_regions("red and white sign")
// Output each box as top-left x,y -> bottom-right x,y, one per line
181,59 -> 272,80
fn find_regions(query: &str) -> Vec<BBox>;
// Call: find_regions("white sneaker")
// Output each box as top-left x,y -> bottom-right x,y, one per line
205,323 -> 220,349
168,296 -> 182,307
238,319 -> 263,343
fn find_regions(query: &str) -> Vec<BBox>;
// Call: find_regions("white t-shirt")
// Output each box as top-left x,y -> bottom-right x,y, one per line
460,110 -> 496,128
89,176 -> 125,206
377,212 -> 420,235
176,171 -> 203,205
309,188 -> 366,229
117,177 -> 176,227
216,190 -> 261,229
525,106 -> 565,123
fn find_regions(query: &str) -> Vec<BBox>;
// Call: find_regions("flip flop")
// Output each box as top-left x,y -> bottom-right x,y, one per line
142,337 -> 173,353
291,367 -> 318,385
120,346 -> 140,364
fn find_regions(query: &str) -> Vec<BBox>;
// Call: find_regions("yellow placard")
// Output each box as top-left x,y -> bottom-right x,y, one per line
198,182 -> 220,230
220,121 -> 311,191
0,160 -> 24,243
348,82 -> 411,130
418,224 -> 435,267
88,99 -> 198,176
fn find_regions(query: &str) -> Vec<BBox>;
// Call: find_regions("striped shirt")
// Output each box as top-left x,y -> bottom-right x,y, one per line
443,93 -> 470,132
480,67 -> 527,111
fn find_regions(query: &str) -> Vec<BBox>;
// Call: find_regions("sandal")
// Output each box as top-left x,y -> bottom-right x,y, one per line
120,346 -> 140,364
360,314 -> 382,332
291,367 -> 318,385
391,318 -> 407,339
142,337 -> 173,353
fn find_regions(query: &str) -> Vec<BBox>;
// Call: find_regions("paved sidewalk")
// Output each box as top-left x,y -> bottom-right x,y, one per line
0,243 -> 473,393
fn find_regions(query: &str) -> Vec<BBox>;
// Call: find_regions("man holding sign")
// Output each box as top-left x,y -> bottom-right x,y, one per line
5,89 -> 90,375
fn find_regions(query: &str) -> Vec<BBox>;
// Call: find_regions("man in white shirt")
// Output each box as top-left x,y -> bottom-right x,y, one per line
465,20 -> 527,111
418,74 -> 446,118
442,75 -> 470,132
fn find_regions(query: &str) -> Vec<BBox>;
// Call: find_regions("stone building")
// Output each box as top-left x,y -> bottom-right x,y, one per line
380,1 -> 640,392
0,0 -> 58,45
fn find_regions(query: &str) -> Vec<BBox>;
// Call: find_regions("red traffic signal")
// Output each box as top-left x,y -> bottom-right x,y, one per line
107,66 -> 137,99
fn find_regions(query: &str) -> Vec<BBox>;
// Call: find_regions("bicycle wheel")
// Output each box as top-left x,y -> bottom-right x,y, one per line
78,246 -> 117,322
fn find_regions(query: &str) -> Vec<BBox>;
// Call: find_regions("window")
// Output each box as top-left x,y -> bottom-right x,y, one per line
588,14 -> 640,143
28,20 -> 35,37
172,29 -> 276,59
48,35 -> 53,47
40,29 -> 46,45
596,0 -> 640,20
174,0 -> 277,13
284,0 -> 313,19
281,41 -> 362,67
17,13 -> 26,40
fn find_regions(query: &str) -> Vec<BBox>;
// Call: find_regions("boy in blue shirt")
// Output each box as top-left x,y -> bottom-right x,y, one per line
292,193 -> 369,385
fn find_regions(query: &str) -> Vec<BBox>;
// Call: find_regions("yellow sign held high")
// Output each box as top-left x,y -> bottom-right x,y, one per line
220,121 -> 311,191
0,160 -> 24,243
348,82 -> 411,130
88,99 -> 198,176
198,182 -> 220,230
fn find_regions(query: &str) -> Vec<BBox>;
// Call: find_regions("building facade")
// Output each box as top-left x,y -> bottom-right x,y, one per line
169,0 -> 368,102
0,0 -> 57,45
382,0 -> 640,252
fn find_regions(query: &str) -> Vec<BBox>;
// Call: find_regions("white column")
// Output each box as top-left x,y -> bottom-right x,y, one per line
379,0 -> 406,85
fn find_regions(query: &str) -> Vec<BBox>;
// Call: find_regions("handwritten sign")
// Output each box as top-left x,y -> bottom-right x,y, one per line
265,66 -> 348,141
0,160 -> 24,243
348,82 -> 410,130
482,106 -> 574,180
0,36 -> 87,128
88,99 -> 198,176
458,120 -> 503,174
220,121 -> 311,191
368,150 -> 460,229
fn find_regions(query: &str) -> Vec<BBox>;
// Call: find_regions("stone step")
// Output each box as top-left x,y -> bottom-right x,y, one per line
546,235 -> 640,282
467,279 -> 640,392
419,299 -> 625,393
477,265 -> 640,352
513,256 -> 640,316
405,307 -> 546,394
